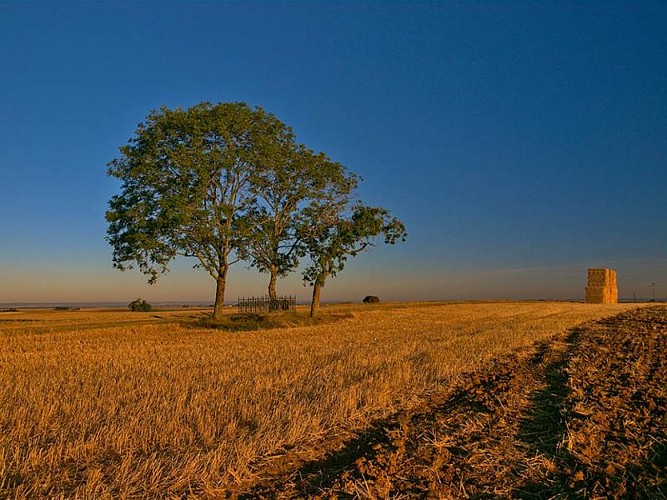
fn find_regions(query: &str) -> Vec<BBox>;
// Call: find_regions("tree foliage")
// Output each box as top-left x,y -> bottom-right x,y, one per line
238,145 -> 358,299
106,101 -> 406,319
106,102 -> 293,319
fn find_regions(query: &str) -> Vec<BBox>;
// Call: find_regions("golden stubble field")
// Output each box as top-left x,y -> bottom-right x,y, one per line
0,302 -> 640,497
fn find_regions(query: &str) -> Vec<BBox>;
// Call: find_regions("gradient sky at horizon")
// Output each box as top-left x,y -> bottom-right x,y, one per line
1,1 -> 665,304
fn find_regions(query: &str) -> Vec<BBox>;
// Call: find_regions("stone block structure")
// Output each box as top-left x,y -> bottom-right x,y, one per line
586,268 -> 618,304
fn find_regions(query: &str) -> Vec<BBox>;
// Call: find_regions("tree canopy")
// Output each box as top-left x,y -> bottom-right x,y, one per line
106,101 -> 405,319
237,145 -> 357,299
107,102 -> 293,319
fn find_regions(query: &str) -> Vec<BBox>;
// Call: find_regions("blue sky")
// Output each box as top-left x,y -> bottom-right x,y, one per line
1,1 -> 665,303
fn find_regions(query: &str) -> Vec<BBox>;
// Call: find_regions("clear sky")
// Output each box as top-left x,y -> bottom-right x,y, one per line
1,1 -> 665,304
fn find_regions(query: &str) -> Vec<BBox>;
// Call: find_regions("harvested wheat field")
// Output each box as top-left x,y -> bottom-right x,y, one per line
1,302 -> 664,498
250,305 -> 666,499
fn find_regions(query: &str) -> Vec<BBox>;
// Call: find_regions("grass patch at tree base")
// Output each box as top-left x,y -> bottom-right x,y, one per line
195,310 -> 356,331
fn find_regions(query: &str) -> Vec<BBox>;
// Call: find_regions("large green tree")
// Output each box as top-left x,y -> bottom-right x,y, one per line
238,145 -> 357,300
106,102 -> 293,320
301,203 -> 407,317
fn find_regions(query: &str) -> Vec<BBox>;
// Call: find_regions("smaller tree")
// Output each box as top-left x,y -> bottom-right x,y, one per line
301,204 -> 406,317
128,298 -> 152,312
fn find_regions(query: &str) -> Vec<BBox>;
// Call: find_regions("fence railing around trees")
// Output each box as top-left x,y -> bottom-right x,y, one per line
237,295 -> 296,314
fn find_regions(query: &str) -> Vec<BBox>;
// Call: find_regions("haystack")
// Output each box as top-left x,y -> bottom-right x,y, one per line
585,268 -> 618,304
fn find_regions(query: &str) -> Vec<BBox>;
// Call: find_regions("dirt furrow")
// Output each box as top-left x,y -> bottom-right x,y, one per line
239,306 -> 666,498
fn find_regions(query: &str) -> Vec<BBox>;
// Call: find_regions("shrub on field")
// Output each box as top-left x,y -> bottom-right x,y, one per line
363,295 -> 380,304
128,298 -> 152,312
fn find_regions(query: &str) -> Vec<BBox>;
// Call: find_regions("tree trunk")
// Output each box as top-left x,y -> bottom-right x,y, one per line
310,281 -> 322,318
213,272 -> 227,321
268,266 -> 278,301
309,272 -> 328,317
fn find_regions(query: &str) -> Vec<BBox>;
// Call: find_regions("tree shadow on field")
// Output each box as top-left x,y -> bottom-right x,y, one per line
512,328 -> 583,498
241,377 -> 497,498
239,420 -> 389,498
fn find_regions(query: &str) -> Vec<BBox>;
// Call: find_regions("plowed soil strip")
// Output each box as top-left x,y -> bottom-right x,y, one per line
240,306 -> 666,498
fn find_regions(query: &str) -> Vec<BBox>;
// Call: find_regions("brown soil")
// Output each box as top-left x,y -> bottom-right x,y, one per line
238,306 -> 666,498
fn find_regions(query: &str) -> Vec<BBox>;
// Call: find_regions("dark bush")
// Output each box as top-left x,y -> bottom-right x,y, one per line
128,298 -> 153,312
363,295 -> 380,304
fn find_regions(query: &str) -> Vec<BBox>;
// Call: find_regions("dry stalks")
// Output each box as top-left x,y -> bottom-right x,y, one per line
0,302 -> 637,497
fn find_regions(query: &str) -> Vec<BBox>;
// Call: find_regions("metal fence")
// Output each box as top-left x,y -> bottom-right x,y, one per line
237,295 -> 296,314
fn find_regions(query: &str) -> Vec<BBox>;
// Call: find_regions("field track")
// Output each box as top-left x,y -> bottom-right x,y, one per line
243,306 -> 667,498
